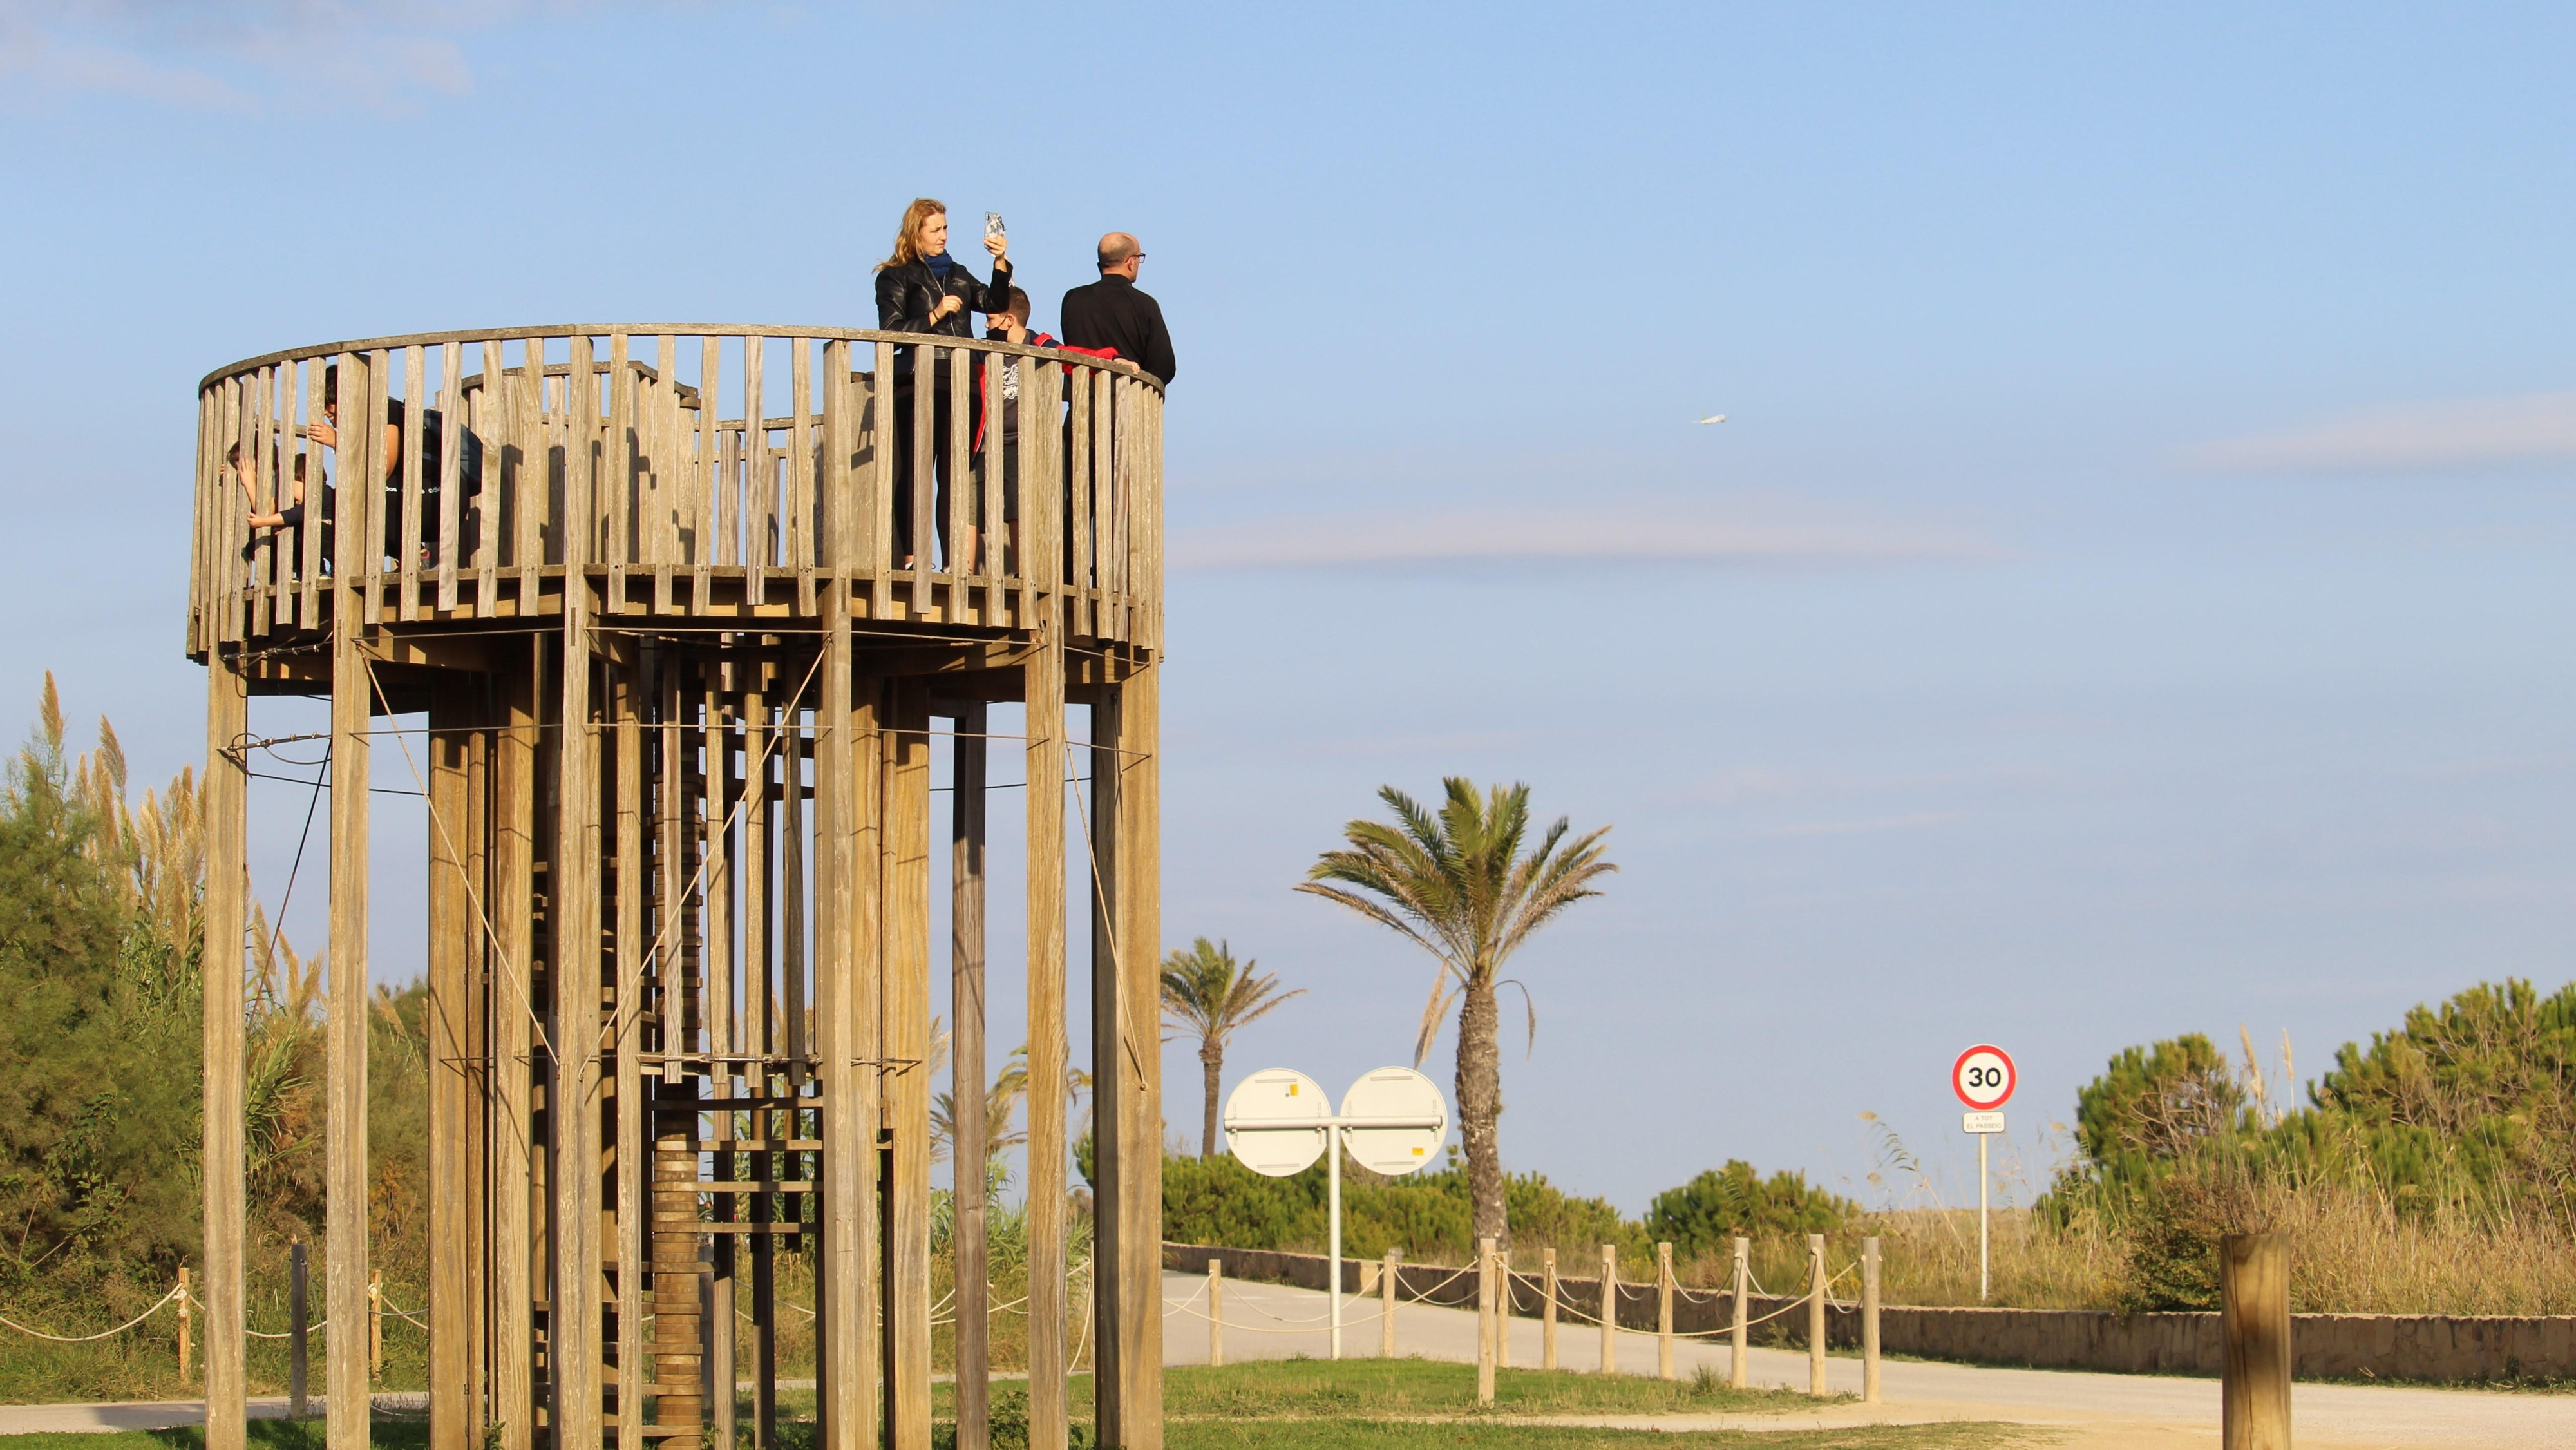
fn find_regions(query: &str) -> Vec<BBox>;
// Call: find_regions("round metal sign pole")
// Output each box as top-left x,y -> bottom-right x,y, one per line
1952,1045 -> 2017,1302
1327,1120 -> 1342,1359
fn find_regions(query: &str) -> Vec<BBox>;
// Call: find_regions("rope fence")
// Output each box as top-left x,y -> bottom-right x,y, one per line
1168,1234 -> 1891,1407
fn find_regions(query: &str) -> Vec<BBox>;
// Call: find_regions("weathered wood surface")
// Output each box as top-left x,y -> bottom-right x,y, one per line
191,321 -> 1163,1450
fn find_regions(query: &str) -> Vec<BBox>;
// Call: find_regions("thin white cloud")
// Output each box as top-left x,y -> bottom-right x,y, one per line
0,0 -> 517,108
1770,812 -> 1960,839
1170,504 -> 2000,570
2182,390 -> 2576,473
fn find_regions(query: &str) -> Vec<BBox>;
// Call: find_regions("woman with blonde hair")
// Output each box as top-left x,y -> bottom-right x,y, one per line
875,197 -> 1012,568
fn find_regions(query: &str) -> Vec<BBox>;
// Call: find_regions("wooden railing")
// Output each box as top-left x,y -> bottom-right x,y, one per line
189,325 -> 1163,656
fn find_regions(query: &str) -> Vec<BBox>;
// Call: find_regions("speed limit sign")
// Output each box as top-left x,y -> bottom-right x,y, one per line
1953,1044 -> 2016,1111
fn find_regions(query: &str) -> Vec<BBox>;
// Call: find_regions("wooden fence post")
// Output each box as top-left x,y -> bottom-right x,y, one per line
1381,1250 -> 1399,1359
1656,1242 -> 1675,1380
1598,1244 -> 1617,1374
1806,1233 -> 1828,1397
289,1240 -> 308,1419
1541,1247 -> 1558,1370
1476,1236 -> 1497,1404
1862,1237 -> 1882,1404
370,1270 -> 383,1381
1208,1259 -> 1223,1368
2222,1234 -> 2291,1450
1495,1243 -> 1510,1369
1730,1237 -> 1748,1389
178,1268 -> 191,1382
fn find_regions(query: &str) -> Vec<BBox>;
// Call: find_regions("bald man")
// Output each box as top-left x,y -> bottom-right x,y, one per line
1058,231 -> 1176,386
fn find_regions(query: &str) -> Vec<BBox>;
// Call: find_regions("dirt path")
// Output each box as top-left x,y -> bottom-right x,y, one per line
1167,1271 -> 2574,1449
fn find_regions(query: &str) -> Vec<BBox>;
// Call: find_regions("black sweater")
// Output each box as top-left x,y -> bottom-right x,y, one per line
1058,274 -> 1175,386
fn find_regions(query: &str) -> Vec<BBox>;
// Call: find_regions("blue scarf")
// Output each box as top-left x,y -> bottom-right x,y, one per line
925,251 -> 955,280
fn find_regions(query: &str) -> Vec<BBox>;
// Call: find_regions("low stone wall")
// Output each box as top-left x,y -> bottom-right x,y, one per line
1162,1242 -> 2576,1382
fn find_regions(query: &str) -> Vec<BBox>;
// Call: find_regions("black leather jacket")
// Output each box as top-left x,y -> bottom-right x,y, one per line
876,254 -> 1015,374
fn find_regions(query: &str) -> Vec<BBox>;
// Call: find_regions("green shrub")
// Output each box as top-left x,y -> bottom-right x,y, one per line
1641,1161 -> 1855,1259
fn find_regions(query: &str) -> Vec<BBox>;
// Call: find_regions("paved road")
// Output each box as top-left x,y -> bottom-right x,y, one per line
1165,1271 -> 2576,1449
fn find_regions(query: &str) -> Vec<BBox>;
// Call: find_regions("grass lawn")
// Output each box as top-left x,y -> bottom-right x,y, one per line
3,1362 -> 2033,1449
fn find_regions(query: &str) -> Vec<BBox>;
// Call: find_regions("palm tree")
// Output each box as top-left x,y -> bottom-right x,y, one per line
1298,779 -> 1615,1250
1160,938 -> 1305,1158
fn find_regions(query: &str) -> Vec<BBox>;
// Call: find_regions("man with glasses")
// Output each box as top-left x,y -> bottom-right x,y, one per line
1059,232 -> 1176,387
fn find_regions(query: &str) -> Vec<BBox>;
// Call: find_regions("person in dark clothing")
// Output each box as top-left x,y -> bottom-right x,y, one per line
1057,232 -> 1175,386
874,197 -> 1013,569
981,287 -> 1057,575
312,363 -> 482,565
232,443 -> 335,577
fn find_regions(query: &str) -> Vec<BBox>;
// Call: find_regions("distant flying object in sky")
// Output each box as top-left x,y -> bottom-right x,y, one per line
1698,414 -> 1728,424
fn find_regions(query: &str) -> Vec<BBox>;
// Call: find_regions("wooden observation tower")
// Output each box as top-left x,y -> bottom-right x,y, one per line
185,327 -> 1166,1450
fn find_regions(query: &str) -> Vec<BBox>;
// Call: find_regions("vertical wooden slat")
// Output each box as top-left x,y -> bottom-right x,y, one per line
569,336 -> 598,577
400,345 -> 426,620
358,351 -> 390,620
1064,368 -> 1091,643
655,336 -> 679,614
614,662 -> 646,1450
247,366 -> 274,637
869,343 -> 896,620
430,679 -> 477,1450
791,339 -> 815,614
327,598 -> 373,1450
743,687 -> 771,1065
943,345 -> 971,619
744,335 -> 768,607
978,354 -> 1002,622
439,343 -> 464,611
462,704 -> 493,1435
886,680 -> 933,1450
213,378 -> 241,647
909,345 -> 934,612
478,342 -> 504,615
200,656 -> 248,1450
951,699 -> 990,1450
511,347 -> 541,600
189,388 -> 211,656
607,332 -> 633,613
553,582 -> 604,1450
696,338 -> 721,610
490,650 -> 538,1450
819,339 -> 848,586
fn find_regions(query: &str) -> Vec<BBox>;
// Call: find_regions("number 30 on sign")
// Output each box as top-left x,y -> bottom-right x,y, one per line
1953,1044 -> 2016,1112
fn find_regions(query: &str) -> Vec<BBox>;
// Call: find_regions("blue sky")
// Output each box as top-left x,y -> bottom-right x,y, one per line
6,2 -> 2576,1215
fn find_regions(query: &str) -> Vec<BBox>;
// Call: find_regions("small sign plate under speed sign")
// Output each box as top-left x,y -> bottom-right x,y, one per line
1953,1044 -> 2016,1112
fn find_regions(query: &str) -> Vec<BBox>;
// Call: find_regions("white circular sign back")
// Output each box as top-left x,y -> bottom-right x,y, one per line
1953,1044 -> 2016,1111
1222,1068 -> 1329,1177
1337,1066 -> 1448,1177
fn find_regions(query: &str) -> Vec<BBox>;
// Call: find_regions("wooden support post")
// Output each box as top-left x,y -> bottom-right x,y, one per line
1089,665 -> 1164,1450
1023,613 -> 1069,1450
290,1241 -> 310,1419
489,654 -> 538,1450
1597,1245 -> 1616,1375
1656,1243 -> 1674,1381
816,622 -> 883,1450
200,657 -> 247,1450
1730,1238 -> 1748,1390
370,1272 -> 384,1382
952,700 -> 990,1450
553,585 -> 604,1450
2222,1234 -> 2291,1450
1862,1237 -> 1882,1404
614,664 -> 647,1450
1206,1260 -> 1222,1368
1806,1234 -> 1827,1398
178,1268 -> 191,1382
428,678 -> 477,1450
328,617 -> 372,1450
886,679 -> 934,1450
1381,1249 -> 1399,1360
1540,1248 -> 1558,1370
1475,1237 -> 1496,1405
